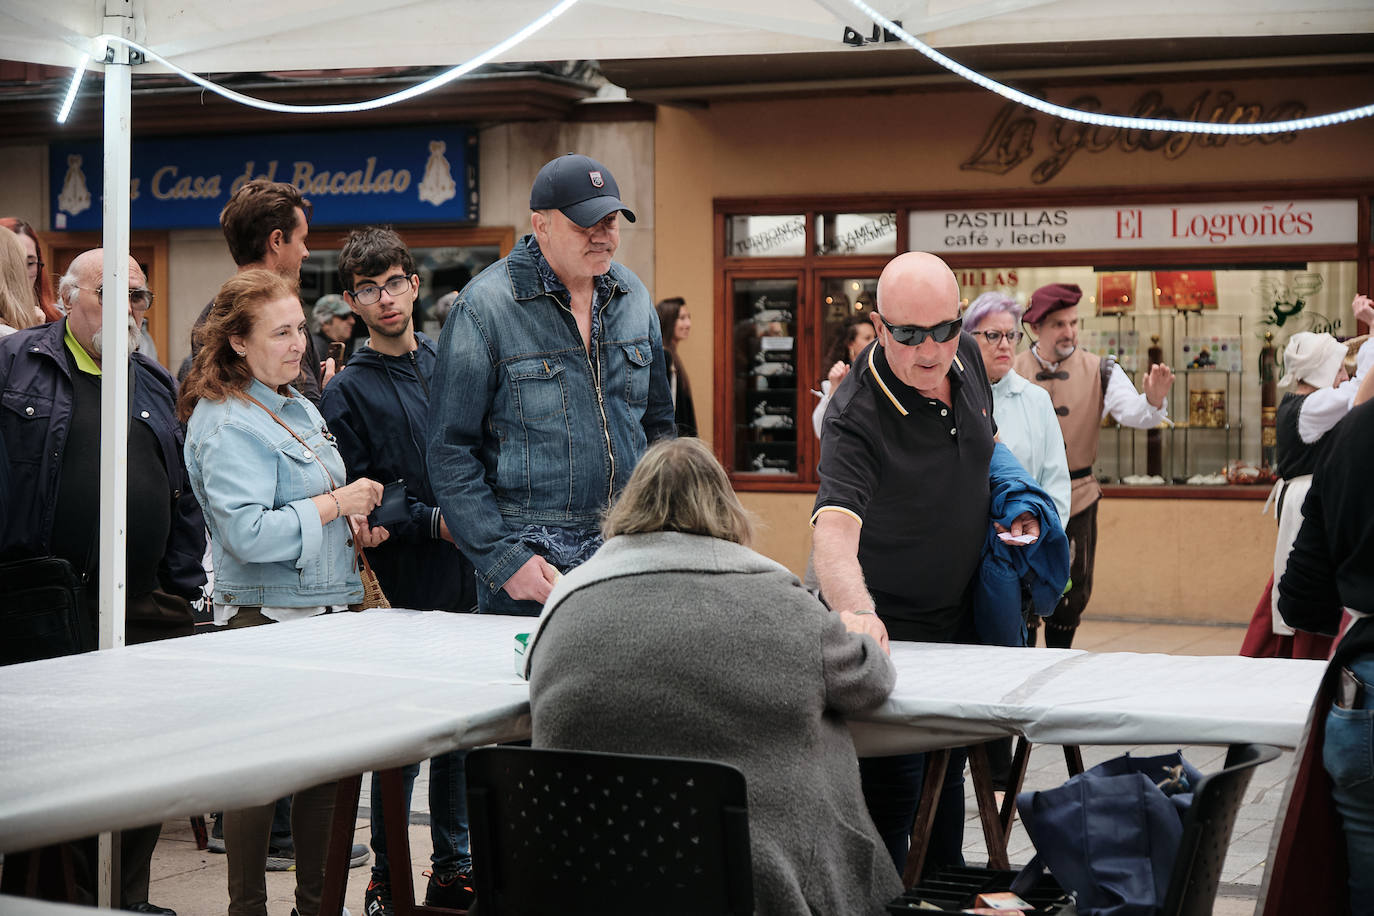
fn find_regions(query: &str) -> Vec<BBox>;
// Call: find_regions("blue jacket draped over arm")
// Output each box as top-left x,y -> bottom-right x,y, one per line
974,442 -> 1071,646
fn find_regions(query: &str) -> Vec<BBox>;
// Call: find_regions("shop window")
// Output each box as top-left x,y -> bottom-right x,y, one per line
730,276 -> 801,476
819,276 -> 878,344
715,190 -> 1368,493
814,212 -> 897,256
724,215 -> 806,258
301,225 -> 512,341
999,261 -> 1361,485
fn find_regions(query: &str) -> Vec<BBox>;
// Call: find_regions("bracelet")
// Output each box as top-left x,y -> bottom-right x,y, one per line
329,491 -> 343,521
848,608 -> 876,616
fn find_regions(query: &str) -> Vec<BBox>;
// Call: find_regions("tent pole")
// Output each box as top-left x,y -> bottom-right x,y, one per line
97,0 -> 135,907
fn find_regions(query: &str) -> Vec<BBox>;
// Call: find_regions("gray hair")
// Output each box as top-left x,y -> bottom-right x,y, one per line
963,291 -> 1022,330
56,267 -> 81,312
602,438 -> 754,546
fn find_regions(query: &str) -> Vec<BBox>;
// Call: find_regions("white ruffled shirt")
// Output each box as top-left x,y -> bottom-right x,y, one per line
990,368 -> 1072,524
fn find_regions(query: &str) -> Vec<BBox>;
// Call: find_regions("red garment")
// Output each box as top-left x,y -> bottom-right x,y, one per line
1258,671 -> 1348,915
1239,575 -> 1336,660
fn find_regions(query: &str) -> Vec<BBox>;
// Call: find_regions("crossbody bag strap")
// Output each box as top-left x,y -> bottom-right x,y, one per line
239,391 -> 376,577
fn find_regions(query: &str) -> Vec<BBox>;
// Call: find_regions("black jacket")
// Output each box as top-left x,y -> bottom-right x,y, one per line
1279,399 -> 1374,681
319,334 -> 476,611
0,320 -> 207,601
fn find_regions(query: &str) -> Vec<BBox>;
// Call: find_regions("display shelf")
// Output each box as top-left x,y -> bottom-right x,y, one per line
730,276 -> 802,477
1084,312 -> 1249,485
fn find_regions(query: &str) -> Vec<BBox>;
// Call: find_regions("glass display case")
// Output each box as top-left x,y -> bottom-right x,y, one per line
1087,312 -> 1248,484
730,277 -> 800,475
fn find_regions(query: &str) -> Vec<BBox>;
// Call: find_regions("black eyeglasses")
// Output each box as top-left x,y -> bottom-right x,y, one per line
76,286 -> 154,310
976,329 -> 1023,345
350,275 -> 413,306
876,313 -> 962,347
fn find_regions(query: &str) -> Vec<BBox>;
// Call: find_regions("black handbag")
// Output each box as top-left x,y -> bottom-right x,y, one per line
0,555 -> 94,665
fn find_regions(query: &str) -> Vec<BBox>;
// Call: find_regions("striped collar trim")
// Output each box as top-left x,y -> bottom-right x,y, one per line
868,345 -> 908,416
869,347 -> 965,417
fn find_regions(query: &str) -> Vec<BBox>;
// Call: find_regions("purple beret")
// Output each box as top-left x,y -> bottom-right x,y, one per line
1023,283 -> 1083,325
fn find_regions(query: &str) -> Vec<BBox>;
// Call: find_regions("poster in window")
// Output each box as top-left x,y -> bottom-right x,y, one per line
1096,272 -> 1136,315
1152,270 -> 1218,310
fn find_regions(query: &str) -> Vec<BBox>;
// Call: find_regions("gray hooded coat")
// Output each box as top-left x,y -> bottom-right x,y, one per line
528,531 -> 902,915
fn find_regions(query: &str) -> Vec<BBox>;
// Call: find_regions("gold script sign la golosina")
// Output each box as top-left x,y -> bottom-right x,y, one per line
962,90 -> 1306,184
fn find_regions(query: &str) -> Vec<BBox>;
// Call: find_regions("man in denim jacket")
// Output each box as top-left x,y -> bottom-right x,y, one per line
428,154 -> 675,615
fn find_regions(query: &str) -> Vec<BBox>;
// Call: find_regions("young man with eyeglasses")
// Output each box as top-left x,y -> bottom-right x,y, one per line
811,251 -> 1045,879
0,248 -> 205,914
317,226 -> 478,915
1013,282 -> 1173,648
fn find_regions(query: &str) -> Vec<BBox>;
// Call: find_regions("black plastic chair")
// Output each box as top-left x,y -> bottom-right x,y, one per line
465,746 -> 754,915
1160,742 -> 1281,916
893,743 -> 1282,915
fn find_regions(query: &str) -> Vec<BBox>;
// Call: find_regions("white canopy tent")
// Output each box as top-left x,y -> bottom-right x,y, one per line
0,0 -> 1370,906
0,0 -> 1367,729
4,0 -> 1370,72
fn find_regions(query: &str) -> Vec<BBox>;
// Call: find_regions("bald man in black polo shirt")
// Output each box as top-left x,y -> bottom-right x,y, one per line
812,251 -> 1040,877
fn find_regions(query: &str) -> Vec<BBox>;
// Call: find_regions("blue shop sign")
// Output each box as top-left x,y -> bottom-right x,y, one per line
50,126 -> 478,231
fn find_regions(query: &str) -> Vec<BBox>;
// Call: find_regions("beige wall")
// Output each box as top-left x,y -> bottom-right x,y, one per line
0,145 -> 48,225
1093,497 -> 1270,624
166,229 -> 237,371
480,119 -> 655,292
741,491 -> 1270,623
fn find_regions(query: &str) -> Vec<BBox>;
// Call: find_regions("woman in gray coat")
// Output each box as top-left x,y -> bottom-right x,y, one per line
527,438 -> 902,915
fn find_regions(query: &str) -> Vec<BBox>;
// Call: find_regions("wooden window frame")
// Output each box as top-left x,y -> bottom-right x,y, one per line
713,179 -> 1374,491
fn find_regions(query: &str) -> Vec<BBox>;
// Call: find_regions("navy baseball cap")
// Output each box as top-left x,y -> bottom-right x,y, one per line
529,153 -> 637,228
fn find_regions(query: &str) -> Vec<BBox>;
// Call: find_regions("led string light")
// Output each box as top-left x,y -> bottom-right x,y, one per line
55,49 -> 88,123
839,0 -> 1374,135
58,0 -> 581,123
53,0 -> 1374,136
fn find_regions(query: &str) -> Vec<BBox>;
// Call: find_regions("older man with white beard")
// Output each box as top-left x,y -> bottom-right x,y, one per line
0,248 -> 206,911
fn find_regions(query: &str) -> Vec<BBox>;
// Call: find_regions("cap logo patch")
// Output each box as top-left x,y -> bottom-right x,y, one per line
589,170 -> 604,188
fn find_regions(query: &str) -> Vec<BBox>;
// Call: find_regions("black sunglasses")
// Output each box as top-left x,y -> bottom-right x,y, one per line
876,313 -> 963,347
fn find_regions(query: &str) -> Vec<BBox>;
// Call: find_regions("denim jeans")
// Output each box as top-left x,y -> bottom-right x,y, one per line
859,748 -> 968,877
476,524 -> 602,617
370,749 -> 471,882
1325,652 -> 1374,913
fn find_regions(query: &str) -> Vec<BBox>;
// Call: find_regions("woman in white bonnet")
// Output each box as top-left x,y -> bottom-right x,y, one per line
1250,298 -> 1374,658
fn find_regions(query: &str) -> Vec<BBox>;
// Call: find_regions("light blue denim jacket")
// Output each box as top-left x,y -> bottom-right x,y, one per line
427,235 -> 676,594
185,379 -> 363,607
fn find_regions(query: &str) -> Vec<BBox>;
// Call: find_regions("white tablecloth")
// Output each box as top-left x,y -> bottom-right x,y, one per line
0,611 -> 532,853
0,610 -> 1326,852
851,640 -> 1326,757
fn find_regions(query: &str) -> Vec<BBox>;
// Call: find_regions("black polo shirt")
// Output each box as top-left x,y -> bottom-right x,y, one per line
813,332 -> 995,642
